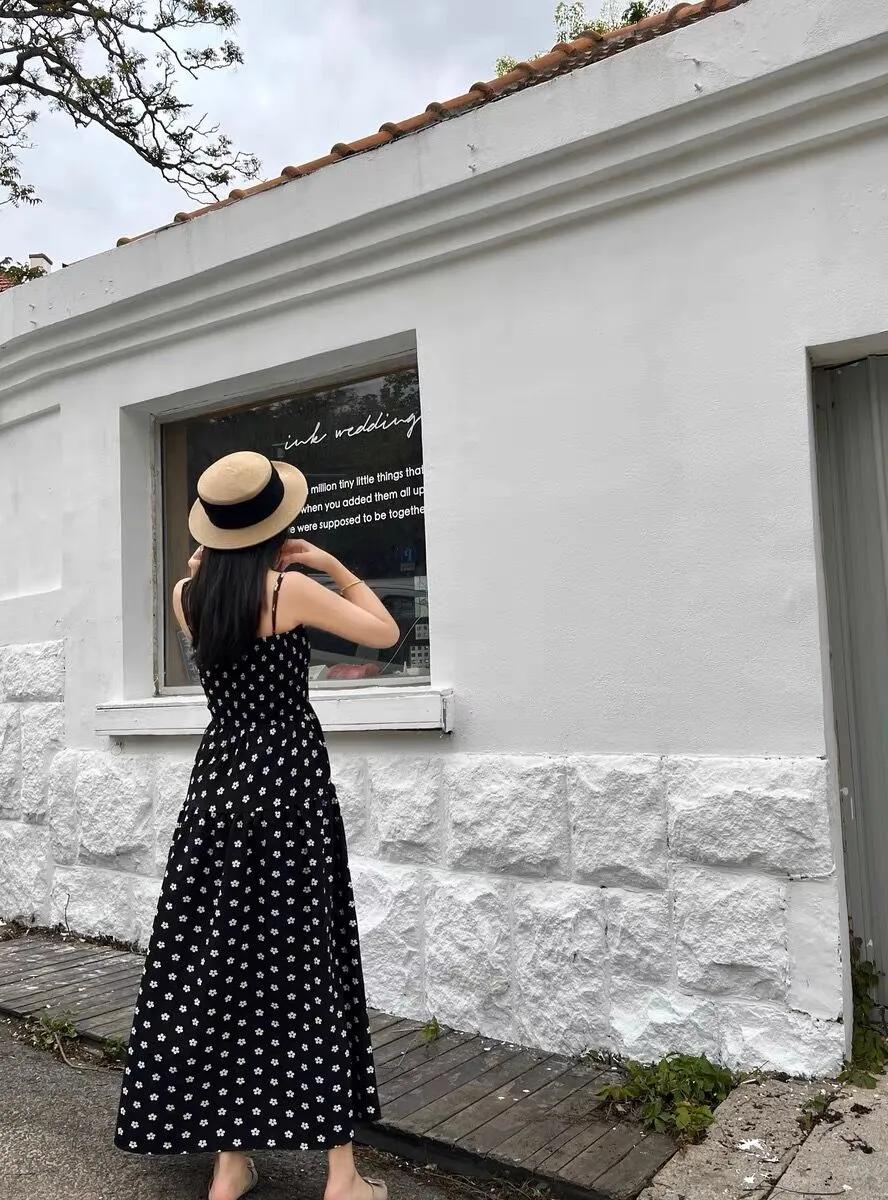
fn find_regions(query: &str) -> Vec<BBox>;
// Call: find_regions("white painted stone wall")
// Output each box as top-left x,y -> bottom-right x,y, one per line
0,636 -> 844,1075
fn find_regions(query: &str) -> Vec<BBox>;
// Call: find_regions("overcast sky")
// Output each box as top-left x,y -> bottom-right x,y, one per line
3,0 -> 562,267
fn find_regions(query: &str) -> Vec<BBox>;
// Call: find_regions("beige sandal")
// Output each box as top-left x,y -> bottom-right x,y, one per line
243,1159 -> 259,1196
364,1179 -> 388,1200
208,1156 -> 259,1200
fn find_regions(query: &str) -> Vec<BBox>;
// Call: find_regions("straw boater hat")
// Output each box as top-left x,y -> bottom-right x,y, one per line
189,451 -> 309,550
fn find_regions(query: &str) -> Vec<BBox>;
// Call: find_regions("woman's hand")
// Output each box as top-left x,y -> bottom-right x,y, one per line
187,546 -> 203,577
278,539 -> 341,576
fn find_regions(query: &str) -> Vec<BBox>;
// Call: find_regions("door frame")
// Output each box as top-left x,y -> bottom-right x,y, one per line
810,354 -> 888,1026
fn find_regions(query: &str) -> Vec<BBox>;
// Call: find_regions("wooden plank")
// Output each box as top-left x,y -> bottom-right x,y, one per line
0,975 -> 138,1018
558,1122 -> 648,1187
0,940 -> 110,965
0,950 -> 141,986
368,1010 -> 402,1034
379,1036 -> 483,1104
528,1116 -> 617,1174
0,942 -> 139,970
396,1048 -> 540,1137
589,1132 -> 675,1199
377,1030 -> 478,1088
0,961 -> 143,1010
429,1057 -> 567,1145
383,1040 -> 526,1126
0,937 -> 92,957
78,1008 -> 137,1041
493,1074 -> 610,1165
458,1060 -> 595,1156
373,1027 -> 432,1068
49,975 -> 142,1021
0,956 -> 123,992
1,977 -> 141,1024
371,1019 -> 424,1051
0,940 -> 141,967
0,946 -> 131,981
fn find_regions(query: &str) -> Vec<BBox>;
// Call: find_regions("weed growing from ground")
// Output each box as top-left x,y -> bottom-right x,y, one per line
598,1053 -> 737,1143
839,936 -> 888,1089
26,1010 -> 78,1055
422,1016 -> 442,1045
798,1090 -> 840,1133
101,1035 -> 127,1065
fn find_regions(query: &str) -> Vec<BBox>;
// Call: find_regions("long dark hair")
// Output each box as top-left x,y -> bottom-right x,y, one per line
182,529 -> 288,671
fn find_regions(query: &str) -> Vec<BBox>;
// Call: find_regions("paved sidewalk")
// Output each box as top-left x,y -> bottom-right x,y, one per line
641,1073 -> 888,1199
777,1078 -> 888,1199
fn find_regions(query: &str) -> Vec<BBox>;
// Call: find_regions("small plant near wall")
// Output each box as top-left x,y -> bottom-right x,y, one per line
422,1015 -> 442,1045
26,1010 -> 78,1055
101,1035 -> 128,1066
839,934 -> 888,1088
598,1053 -> 737,1144
798,1090 -> 841,1133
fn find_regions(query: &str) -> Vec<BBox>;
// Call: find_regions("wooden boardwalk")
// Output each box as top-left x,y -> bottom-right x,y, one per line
0,935 -> 674,1200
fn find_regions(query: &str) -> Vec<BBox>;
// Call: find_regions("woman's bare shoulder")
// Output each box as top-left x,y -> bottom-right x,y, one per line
172,578 -> 190,634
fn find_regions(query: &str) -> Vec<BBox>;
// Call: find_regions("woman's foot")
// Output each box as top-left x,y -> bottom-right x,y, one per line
209,1151 -> 258,1200
326,1140 -> 388,1200
324,1175 -> 388,1200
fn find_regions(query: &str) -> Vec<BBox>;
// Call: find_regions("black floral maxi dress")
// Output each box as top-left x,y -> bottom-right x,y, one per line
115,578 -> 381,1155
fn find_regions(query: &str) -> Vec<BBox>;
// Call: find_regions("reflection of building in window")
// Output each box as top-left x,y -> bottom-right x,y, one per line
159,367 -> 429,690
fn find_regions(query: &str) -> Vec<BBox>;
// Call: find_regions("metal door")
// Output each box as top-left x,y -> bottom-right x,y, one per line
814,357 -> 888,1006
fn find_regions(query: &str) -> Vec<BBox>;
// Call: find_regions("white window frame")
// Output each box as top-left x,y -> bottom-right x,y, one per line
96,332 -> 452,737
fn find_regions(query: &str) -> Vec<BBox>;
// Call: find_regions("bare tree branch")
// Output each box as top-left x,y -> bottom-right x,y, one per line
0,0 -> 259,205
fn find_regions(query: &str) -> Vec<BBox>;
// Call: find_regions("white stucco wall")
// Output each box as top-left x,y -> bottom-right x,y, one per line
3,0 -> 887,1072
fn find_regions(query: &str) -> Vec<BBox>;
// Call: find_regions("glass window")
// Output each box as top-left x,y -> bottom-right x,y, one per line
159,367 -> 428,690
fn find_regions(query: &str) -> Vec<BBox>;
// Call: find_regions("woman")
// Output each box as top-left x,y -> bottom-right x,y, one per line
115,451 -> 400,1200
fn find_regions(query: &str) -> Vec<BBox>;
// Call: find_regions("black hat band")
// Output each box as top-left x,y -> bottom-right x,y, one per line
200,466 -> 285,530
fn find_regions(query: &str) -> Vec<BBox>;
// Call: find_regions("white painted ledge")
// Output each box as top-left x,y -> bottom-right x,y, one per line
95,686 -> 453,737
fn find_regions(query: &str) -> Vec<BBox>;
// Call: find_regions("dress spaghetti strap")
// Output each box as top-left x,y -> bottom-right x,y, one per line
271,571 -> 286,634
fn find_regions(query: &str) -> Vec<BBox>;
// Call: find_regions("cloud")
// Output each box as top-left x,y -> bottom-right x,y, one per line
2,0 -> 556,265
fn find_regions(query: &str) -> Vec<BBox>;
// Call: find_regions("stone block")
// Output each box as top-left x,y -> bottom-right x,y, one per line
48,749 -> 83,865
154,758 -> 192,873
368,757 -> 441,863
720,1001 -> 845,1076
0,705 -> 21,819
132,876 -> 163,950
0,640 -> 64,702
667,757 -> 834,877
76,752 -> 155,873
674,866 -> 787,1001
512,882 -> 608,1054
0,822 -> 52,923
606,889 -> 673,985
787,878 -> 843,1020
20,702 -> 64,821
444,756 -> 568,878
568,756 -> 667,889
329,756 -> 369,853
609,982 -> 722,1062
50,866 -> 135,943
425,872 -> 512,1041
350,860 -> 423,1015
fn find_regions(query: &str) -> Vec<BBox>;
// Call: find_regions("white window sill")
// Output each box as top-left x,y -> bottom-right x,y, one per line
95,686 -> 453,737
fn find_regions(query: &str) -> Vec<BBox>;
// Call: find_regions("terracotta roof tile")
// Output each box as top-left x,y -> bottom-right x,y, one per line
117,0 -> 748,247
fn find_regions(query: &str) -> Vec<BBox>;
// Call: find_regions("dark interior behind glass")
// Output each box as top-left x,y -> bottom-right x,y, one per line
161,368 -> 428,689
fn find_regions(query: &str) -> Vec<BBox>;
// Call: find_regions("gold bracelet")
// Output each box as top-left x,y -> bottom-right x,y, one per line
340,579 -> 363,595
